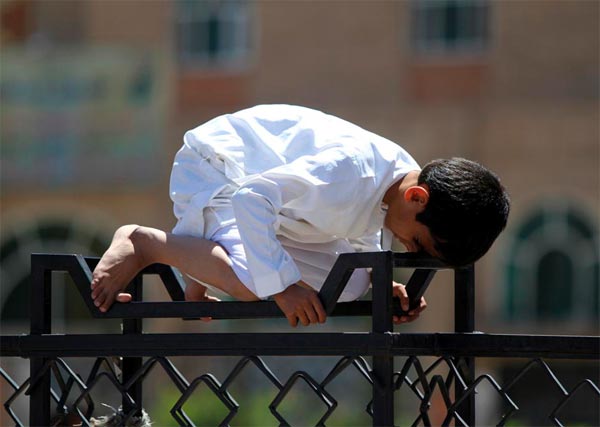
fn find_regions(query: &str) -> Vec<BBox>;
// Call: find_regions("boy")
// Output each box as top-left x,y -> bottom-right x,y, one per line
91,104 -> 509,327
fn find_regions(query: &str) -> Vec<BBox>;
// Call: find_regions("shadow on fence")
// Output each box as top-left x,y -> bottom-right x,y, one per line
0,252 -> 598,426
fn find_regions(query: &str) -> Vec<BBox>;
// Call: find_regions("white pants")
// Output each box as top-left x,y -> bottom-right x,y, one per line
185,204 -> 370,302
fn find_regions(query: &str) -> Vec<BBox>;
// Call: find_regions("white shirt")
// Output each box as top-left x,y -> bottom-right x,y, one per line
170,104 -> 420,298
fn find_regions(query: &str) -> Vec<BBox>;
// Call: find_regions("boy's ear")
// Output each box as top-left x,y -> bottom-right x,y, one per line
404,186 -> 429,206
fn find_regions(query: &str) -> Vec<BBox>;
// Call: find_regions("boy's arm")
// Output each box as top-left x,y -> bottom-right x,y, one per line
231,185 -> 327,326
230,148 -> 367,298
231,185 -> 302,298
231,147 -> 372,325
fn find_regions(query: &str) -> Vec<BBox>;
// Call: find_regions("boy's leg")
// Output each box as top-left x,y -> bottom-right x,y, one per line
182,274 -> 209,301
91,224 -> 258,313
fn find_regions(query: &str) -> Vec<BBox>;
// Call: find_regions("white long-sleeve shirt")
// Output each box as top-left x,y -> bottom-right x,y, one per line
170,104 -> 420,298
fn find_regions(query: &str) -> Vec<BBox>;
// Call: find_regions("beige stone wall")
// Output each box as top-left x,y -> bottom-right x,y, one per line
1,1 -> 597,334
254,2 -> 406,109
492,1 -> 599,100
84,0 -> 173,48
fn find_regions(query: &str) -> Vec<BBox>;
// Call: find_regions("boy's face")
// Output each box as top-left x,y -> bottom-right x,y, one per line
386,212 -> 439,257
384,185 -> 441,258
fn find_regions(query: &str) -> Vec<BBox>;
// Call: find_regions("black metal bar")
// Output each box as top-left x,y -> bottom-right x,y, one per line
371,252 -> 394,335
29,254 -> 52,427
94,300 -> 405,319
454,266 -> 475,332
392,333 -> 600,359
371,251 -> 394,427
22,253 -> 439,321
2,333 -> 599,358
122,275 -> 143,416
318,253 -> 357,315
1,252 -> 598,427
454,265 -> 476,426
32,253 -> 395,319
154,265 -> 186,301
393,252 -> 449,269
402,269 -> 437,313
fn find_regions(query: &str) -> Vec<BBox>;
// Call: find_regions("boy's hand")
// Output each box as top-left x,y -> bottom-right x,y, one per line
273,284 -> 327,327
392,281 -> 427,324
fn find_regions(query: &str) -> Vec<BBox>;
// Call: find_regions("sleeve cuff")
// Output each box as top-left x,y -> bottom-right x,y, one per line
253,261 -> 302,299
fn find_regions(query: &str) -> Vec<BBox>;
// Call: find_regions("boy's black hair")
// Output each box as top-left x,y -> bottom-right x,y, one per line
416,158 -> 510,266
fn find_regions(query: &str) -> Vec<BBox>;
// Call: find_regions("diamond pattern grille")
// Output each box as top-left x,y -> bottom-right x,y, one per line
1,355 -> 598,426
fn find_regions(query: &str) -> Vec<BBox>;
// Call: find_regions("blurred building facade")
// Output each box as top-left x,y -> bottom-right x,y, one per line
1,1 -> 598,424
2,0 -> 597,332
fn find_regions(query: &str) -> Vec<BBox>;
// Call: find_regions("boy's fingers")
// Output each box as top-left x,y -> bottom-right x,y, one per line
99,292 -> 115,313
409,298 -> 427,315
93,289 -> 107,308
297,311 -> 309,326
91,283 -> 105,302
393,315 -> 408,324
90,277 -> 106,297
305,307 -> 318,324
286,314 -> 298,327
95,291 -> 131,313
398,286 -> 409,311
310,293 -> 327,323
315,302 -> 326,324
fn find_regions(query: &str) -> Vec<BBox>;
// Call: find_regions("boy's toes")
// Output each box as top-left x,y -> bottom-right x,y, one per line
92,290 -> 105,307
99,295 -> 115,313
116,293 -> 132,303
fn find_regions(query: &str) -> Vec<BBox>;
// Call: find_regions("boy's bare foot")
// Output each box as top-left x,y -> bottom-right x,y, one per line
183,275 -> 220,322
91,225 -> 146,312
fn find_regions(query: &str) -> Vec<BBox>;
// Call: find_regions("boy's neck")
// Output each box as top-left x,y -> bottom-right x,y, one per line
383,170 -> 420,205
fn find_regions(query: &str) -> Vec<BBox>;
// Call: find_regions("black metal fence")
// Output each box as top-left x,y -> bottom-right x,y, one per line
0,252 -> 598,426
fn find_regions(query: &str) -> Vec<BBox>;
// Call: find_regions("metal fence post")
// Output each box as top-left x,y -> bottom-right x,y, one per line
122,275 -> 143,416
29,255 -> 52,426
371,251 -> 394,427
454,265 -> 476,425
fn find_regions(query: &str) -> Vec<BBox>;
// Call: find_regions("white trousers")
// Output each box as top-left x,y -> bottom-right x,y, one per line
182,204 -> 370,302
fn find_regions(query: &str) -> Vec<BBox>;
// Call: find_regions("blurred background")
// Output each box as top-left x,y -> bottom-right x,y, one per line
1,1 -> 598,426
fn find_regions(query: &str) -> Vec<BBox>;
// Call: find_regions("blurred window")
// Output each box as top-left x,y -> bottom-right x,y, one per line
1,0 -> 83,47
411,0 -> 489,55
176,0 -> 253,68
504,202 -> 599,324
1,0 -> 31,45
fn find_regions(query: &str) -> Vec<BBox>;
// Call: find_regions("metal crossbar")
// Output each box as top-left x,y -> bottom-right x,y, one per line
2,333 -> 598,359
0,252 -> 598,426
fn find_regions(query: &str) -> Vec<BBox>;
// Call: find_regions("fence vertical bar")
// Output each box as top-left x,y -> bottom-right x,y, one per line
29,255 -> 52,426
122,275 -> 143,416
371,251 -> 394,427
454,265 -> 476,425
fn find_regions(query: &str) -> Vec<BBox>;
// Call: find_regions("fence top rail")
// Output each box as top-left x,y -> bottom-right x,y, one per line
30,251 -> 454,321
1,332 -> 598,359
